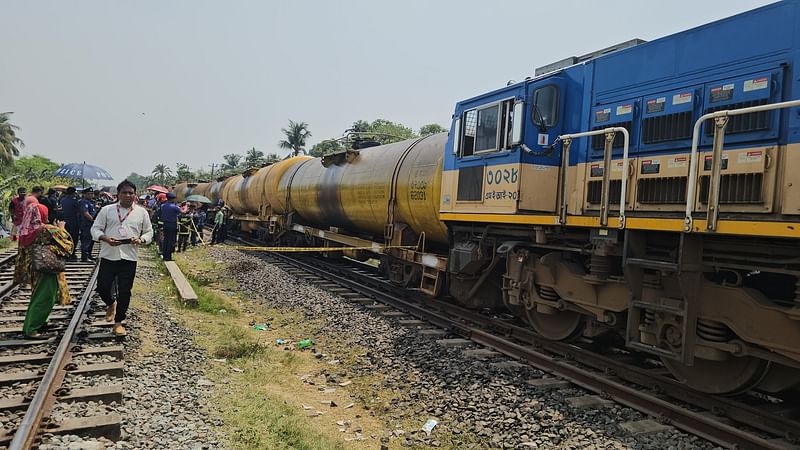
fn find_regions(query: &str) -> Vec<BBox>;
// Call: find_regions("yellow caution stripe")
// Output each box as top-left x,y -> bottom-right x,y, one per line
227,245 -> 419,253
439,213 -> 800,238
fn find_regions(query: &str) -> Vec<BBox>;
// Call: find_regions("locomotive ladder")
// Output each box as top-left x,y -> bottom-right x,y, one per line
684,98 -> 800,232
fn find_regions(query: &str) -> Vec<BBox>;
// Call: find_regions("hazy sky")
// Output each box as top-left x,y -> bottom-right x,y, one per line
2,0 -> 774,182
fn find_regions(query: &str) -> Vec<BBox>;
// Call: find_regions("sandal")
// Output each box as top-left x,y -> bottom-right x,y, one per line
24,332 -> 48,340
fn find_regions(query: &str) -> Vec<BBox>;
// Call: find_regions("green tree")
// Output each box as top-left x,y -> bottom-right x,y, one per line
244,147 -> 266,167
175,163 -> 192,182
419,123 -> 447,136
0,112 -> 24,167
279,120 -> 312,156
222,153 -> 243,174
151,163 -> 173,185
349,119 -> 416,145
125,172 -> 152,190
309,140 -> 343,157
1,155 -> 70,215
350,120 -> 370,133
265,153 -> 281,164
194,167 -> 213,182
10,155 -> 60,178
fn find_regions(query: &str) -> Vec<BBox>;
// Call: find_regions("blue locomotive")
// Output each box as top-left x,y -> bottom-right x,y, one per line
439,0 -> 800,394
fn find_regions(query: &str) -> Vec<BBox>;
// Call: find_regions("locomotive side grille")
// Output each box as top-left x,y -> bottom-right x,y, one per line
586,179 -> 621,204
457,166 -> 484,201
637,177 -> 687,204
591,121 -> 633,151
642,112 -> 693,144
698,173 -> 763,204
703,99 -> 770,136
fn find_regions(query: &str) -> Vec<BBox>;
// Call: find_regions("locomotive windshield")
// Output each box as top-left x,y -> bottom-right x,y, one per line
531,85 -> 559,129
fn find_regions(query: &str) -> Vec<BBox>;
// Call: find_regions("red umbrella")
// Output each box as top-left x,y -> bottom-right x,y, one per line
146,185 -> 169,193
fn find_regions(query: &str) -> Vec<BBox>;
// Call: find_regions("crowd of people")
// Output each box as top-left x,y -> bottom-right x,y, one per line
3,181 -> 232,339
139,191 -> 227,261
5,181 -> 154,338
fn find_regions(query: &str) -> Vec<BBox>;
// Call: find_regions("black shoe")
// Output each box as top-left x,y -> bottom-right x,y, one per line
81,258 -> 90,263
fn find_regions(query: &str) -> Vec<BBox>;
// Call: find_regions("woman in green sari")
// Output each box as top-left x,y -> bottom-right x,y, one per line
17,196 -> 73,339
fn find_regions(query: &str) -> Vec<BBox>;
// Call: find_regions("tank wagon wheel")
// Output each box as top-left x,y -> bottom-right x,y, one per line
661,356 -> 770,395
525,307 -> 585,341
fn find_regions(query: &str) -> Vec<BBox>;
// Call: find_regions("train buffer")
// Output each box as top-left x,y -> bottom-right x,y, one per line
164,261 -> 199,306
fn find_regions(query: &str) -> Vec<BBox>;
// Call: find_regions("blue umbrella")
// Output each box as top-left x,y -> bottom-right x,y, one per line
54,162 -> 114,181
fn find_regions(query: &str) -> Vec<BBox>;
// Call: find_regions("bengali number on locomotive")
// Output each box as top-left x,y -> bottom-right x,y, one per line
484,190 -> 518,200
486,168 -> 518,185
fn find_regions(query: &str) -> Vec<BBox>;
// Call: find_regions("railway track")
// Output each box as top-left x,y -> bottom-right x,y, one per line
0,250 -> 124,449
227,235 -> 800,450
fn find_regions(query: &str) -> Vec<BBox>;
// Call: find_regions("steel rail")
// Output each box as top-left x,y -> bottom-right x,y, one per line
0,250 -> 19,299
0,251 -> 18,267
253,248 -> 790,450
8,263 -> 101,450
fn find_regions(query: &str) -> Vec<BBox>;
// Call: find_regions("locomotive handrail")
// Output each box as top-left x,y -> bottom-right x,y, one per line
684,99 -> 800,232
557,127 -> 630,228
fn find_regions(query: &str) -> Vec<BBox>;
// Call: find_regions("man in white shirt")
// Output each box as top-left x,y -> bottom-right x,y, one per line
90,180 -> 154,336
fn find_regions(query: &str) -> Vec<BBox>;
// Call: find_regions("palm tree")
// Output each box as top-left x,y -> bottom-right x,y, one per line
244,147 -> 266,167
151,163 -> 173,185
0,112 -> 24,166
279,120 -> 311,156
222,153 -> 243,174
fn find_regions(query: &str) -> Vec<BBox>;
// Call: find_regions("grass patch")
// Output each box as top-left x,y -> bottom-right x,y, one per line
149,246 -> 407,449
191,279 -> 238,315
0,238 -> 12,249
213,324 -> 265,359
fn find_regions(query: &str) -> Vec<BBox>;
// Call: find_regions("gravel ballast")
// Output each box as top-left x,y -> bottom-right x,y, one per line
209,246 -> 718,450
38,258 -> 225,450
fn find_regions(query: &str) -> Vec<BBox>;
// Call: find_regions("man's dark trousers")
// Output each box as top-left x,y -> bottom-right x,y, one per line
65,221 -> 79,258
163,224 -> 177,261
96,258 -> 137,323
80,225 -> 94,260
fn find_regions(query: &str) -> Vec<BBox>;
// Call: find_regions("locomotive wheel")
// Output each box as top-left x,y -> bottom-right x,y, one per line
661,356 -> 770,395
525,308 -> 584,341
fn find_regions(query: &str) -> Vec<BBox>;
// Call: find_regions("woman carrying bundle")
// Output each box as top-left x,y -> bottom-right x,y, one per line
14,195 -> 73,339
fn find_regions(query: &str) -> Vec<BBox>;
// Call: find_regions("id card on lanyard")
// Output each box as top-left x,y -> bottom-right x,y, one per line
117,205 -> 134,238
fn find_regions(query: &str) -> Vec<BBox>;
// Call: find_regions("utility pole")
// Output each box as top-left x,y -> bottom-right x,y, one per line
210,163 -> 217,179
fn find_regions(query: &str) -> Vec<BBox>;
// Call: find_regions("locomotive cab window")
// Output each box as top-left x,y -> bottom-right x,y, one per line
531,85 -> 559,129
459,99 -> 515,157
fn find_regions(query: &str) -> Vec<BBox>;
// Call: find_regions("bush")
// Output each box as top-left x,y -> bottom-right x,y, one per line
213,325 -> 264,359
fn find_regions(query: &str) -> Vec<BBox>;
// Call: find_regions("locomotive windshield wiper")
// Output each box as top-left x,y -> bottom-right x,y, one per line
532,104 -> 548,133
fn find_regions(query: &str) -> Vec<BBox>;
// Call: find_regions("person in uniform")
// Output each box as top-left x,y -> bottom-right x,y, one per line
79,188 -> 98,262
60,187 -> 81,260
159,192 -> 181,261
176,205 -> 192,252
